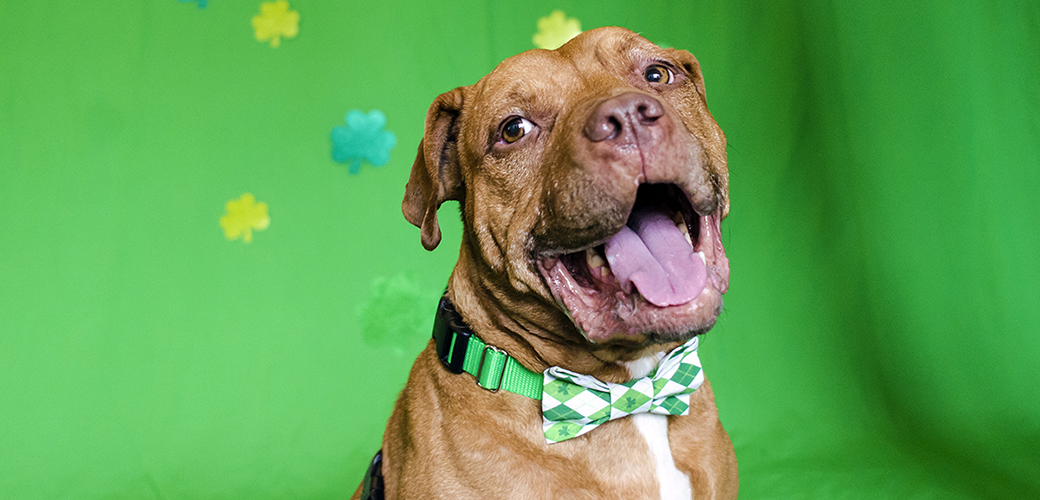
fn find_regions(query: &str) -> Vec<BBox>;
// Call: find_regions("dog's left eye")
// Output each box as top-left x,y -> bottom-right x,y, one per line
644,64 -> 674,85
501,117 -> 534,144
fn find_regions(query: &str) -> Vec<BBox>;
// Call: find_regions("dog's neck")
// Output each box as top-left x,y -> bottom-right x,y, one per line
447,249 -> 671,384
621,351 -> 668,378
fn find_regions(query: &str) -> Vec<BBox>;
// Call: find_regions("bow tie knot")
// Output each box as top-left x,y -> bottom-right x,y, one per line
541,337 -> 704,443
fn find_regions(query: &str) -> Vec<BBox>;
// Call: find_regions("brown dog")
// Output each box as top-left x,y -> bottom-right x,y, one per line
353,26 -> 736,499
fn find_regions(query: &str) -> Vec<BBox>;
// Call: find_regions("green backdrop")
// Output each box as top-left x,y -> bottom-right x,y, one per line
1,1 -> 1037,498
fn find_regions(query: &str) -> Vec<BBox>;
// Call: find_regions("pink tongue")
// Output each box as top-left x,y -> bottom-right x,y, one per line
603,207 -> 707,307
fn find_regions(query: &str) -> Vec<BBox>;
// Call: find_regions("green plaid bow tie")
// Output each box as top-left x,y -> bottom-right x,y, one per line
541,336 -> 704,443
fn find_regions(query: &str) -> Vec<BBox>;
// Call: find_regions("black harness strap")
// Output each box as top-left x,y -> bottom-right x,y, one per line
359,450 -> 384,500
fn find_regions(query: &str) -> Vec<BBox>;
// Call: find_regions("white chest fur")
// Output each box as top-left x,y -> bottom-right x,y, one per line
622,356 -> 693,500
632,413 -> 693,500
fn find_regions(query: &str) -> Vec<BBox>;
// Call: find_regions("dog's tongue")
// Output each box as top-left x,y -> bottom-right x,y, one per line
603,207 -> 707,307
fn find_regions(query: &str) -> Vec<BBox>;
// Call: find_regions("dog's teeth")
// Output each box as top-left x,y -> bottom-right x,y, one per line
673,212 -> 694,246
696,251 -> 706,265
586,248 -> 605,269
672,212 -> 685,227
586,249 -> 612,279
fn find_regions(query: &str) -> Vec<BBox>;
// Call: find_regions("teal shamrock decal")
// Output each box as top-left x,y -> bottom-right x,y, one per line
177,0 -> 207,8
331,110 -> 397,174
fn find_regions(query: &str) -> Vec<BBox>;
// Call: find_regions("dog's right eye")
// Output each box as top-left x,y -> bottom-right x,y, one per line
501,117 -> 534,144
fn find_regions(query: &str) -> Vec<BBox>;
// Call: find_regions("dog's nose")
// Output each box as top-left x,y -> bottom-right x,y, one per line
583,92 -> 665,143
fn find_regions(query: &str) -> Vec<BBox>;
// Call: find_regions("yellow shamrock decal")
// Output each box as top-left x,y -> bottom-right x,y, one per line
533,10 -> 582,50
252,0 -> 299,48
220,193 -> 270,243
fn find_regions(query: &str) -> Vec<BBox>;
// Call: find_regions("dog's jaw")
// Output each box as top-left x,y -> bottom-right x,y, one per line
537,191 -> 729,345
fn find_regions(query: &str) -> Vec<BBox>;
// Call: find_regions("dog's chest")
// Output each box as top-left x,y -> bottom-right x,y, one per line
631,414 -> 693,500
622,357 -> 694,500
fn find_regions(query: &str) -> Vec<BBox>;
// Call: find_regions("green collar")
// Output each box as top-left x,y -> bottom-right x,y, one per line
431,296 -> 708,444
432,296 -> 543,399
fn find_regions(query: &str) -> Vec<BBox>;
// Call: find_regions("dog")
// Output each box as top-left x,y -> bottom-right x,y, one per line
353,26 -> 737,500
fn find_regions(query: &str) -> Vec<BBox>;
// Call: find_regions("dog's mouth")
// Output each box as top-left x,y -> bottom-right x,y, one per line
538,184 -> 730,344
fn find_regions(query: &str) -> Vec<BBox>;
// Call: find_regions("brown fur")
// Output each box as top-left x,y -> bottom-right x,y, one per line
353,27 -> 737,499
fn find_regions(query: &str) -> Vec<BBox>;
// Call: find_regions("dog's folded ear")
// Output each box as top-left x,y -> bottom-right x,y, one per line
403,87 -> 467,251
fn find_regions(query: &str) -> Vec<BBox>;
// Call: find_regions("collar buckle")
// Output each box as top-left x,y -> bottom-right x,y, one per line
430,295 -> 545,400
433,295 -> 470,374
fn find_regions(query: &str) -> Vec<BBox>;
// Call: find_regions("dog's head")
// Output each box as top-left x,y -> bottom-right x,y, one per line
404,27 -> 729,347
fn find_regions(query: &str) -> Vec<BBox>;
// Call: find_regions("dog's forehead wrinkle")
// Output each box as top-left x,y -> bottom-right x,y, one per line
476,59 -> 583,136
